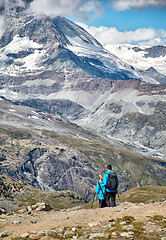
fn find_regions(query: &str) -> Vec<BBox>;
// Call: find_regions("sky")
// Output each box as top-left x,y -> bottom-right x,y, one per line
0,0 -> 166,46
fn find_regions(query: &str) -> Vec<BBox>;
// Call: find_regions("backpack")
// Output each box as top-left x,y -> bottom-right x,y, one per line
106,172 -> 118,191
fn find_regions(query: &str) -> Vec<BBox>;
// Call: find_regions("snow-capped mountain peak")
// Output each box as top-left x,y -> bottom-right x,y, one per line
105,43 -> 166,84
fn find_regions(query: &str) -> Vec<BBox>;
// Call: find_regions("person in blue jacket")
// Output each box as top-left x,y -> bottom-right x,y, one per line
95,174 -> 106,208
103,165 -> 119,207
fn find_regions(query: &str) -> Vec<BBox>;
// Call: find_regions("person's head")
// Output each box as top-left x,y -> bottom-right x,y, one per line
98,174 -> 103,181
107,165 -> 112,170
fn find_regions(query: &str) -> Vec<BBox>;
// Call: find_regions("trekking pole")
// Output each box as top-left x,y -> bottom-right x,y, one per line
91,192 -> 96,208
117,190 -> 121,204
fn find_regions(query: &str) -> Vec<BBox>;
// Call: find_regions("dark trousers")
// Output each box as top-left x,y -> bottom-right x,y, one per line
99,199 -> 107,208
105,191 -> 117,207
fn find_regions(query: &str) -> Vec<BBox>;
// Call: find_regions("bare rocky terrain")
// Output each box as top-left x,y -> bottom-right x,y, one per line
0,200 -> 165,239
0,173 -> 166,239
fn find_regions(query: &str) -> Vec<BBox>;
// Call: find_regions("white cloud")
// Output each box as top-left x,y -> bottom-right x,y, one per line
76,22 -> 166,46
28,0 -> 102,20
0,0 -> 26,14
111,0 -> 166,11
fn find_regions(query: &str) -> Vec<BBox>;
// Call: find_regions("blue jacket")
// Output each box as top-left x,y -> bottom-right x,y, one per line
95,180 -> 105,200
103,170 -> 119,192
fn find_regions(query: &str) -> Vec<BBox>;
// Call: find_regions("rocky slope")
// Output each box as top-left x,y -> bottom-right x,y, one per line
0,97 -> 166,202
0,185 -> 165,239
74,80 -> 166,159
0,173 -> 86,213
14,78 -> 166,159
0,199 -> 165,239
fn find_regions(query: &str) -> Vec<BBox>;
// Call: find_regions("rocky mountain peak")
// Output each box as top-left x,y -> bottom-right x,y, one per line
0,14 -> 102,49
0,12 -> 140,103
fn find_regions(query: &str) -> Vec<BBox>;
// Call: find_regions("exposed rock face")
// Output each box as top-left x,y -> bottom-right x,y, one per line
0,173 -> 87,213
133,45 -> 166,58
142,67 -> 166,84
15,98 -> 90,120
144,45 -> 166,58
0,97 -> 166,202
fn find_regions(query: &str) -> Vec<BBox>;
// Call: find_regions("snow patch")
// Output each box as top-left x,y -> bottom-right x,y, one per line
9,109 -> 16,112
2,35 -> 43,53
31,115 -> 39,120
67,35 -> 102,54
0,35 -> 45,75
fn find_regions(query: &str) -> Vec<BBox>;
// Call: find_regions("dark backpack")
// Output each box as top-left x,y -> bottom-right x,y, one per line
106,172 -> 118,191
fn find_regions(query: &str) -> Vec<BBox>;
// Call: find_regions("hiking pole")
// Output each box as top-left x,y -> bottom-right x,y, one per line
91,192 -> 96,208
117,190 -> 121,204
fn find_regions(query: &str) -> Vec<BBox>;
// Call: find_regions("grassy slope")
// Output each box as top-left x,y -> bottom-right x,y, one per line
81,185 -> 166,209
120,185 -> 166,203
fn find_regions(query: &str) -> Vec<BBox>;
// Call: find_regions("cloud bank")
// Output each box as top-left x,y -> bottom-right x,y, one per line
76,22 -> 166,46
0,0 -> 102,37
111,0 -> 166,11
0,0 -> 102,20
28,0 -> 102,20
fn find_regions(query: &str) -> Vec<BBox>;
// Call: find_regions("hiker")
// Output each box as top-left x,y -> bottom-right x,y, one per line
103,165 -> 119,207
95,174 -> 106,208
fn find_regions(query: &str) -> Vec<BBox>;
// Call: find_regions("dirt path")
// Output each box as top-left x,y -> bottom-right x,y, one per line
0,201 -> 166,237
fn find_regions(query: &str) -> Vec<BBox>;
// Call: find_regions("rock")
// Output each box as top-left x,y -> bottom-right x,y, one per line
122,224 -> 134,230
120,231 -> 134,237
89,233 -> 108,239
20,232 -> 29,238
27,205 -> 32,212
54,227 -> 64,234
112,232 -> 117,236
12,220 -> 21,224
17,208 -> 27,213
120,221 -> 127,225
109,218 -> 115,222
32,202 -> 52,211
39,237 -> 55,240
0,208 -> 7,215
72,236 -> 78,239
88,221 -> 101,227
0,230 -> 12,237
31,219 -> 38,224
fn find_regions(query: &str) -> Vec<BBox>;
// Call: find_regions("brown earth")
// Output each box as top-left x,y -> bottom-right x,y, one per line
0,201 -> 166,239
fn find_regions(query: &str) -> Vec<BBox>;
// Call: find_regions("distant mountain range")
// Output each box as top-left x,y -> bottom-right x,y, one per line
106,44 -> 166,84
0,13 -> 166,200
